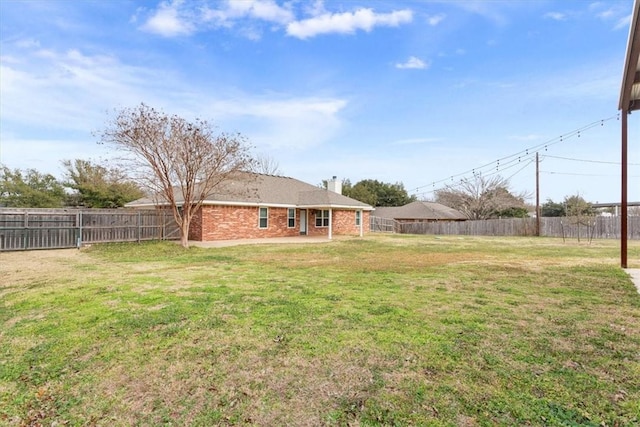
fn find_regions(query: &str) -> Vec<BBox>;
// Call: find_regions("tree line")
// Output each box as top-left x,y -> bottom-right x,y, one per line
1,103 -> 599,247
2,160 -> 594,220
0,160 -> 144,209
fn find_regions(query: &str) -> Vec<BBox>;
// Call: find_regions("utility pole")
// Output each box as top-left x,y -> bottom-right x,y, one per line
536,152 -> 541,236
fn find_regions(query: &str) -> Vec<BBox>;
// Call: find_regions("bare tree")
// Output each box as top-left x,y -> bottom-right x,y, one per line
255,153 -> 281,175
435,175 -> 528,220
99,103 -> 255,247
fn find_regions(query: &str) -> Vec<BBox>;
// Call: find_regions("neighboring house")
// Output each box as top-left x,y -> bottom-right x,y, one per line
373,201 -> 466,223
125,173 -> 373,241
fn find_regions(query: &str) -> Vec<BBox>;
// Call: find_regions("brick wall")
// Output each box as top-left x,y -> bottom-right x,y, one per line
332,209 -> 370,235
188,208 -> 203,241
189,205 -> 370,241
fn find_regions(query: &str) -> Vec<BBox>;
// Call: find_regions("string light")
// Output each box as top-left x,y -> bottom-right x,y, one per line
410,114 -> 619,198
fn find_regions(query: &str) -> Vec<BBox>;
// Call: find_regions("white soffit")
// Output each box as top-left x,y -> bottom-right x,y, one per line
620,0 -> 640,112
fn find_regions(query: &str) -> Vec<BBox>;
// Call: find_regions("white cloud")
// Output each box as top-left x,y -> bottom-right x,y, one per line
0,135 -> 105,177
615,14 -> 631,30
226,0 -> 293,24
396,56 -> 428,70
203,0 -> 294,27
544,12 -> 567,21
139,1 -> 413,40
303,0 -> 327,17
205,97 -> 348,150
0,47 -> 175,137
588,2 -> 630,30
426,13 -> 446,26
0,42 -> 349,174
597,9 -> 615,19
286,8 -> 413,39
140,0 -> 194,37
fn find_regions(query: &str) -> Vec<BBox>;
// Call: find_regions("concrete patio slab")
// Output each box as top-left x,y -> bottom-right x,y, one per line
625,269 -> 640,294
187,236 -> 333,248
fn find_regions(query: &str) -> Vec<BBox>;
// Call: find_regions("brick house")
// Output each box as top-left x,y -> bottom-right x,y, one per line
373,201 -> 466,223
126,173 -> 373,241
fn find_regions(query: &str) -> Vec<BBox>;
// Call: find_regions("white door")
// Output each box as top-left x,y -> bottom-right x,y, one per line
299,209 -> 307,235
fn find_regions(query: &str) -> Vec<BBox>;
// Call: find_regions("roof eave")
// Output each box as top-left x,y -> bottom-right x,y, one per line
299,204 -> 374,211
127,200 -> 373,210
619,0 -> 640,111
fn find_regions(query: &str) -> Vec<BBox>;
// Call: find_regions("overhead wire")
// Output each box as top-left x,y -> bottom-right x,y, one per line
410,114 -> 620,198
541,171 -> 621,177
412,155 -> 537,199
542,154 -> 640,166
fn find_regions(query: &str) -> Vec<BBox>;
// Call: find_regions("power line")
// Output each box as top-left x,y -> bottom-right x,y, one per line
543,154 -> 640,166
541,171 -> 612,177
411,114 -> 619,197
540,171 -> 640,178
413,156 -> 536,199
505,158 -> 536,181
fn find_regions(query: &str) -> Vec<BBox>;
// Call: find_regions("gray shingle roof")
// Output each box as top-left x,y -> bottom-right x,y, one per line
126,172 -> 373,210
373,201 -> 466,220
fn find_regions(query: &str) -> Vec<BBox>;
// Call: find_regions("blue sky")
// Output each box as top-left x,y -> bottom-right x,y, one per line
0,0 -> 637,204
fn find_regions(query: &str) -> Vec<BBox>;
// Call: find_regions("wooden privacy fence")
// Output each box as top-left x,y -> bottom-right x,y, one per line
398,218 -> 539,237
370,216 -> 399,233
370,216 -> 640,240
0,209 -> 180,251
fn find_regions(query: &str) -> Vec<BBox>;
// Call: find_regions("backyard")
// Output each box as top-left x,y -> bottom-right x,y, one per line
1,235 -> 639,426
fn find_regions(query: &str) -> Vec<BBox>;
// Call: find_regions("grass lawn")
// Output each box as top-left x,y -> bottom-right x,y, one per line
1,234 -> 640,426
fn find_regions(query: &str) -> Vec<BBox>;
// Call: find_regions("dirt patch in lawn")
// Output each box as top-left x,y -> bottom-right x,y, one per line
1,249 -> 90,287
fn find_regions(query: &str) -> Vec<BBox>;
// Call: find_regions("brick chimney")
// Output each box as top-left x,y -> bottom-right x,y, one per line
327,176 -> 342,194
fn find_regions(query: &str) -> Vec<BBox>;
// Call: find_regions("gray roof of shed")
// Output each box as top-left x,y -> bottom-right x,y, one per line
126,172 -> 373,210
373,201 -> 466,220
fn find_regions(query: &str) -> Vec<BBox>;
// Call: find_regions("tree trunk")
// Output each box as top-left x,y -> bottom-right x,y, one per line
180,221 -> 190,248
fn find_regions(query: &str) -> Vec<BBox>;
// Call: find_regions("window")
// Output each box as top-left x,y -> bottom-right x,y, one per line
259,207 -> 268,228
288,208 -> 296,228
315,209 -> 329,227
355,210 -> 361,226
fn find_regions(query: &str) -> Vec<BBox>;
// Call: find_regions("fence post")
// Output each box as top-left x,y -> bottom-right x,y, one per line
138,211 -> 141,243
77,211 -> 83,249
23,212 -> 28,250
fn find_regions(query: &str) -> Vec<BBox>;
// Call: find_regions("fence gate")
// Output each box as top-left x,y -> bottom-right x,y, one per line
370,216 -> 399,233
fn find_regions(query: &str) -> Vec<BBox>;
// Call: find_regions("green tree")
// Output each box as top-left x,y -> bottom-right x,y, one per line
345,179 -> 416,207
346,182 -> 378,206
564,194 -> 593,217
0,165 -> 67,207
541,199 -> 565,217
62,159 -> 144,208
341,178 -> 353,195
495,206 -> 529,218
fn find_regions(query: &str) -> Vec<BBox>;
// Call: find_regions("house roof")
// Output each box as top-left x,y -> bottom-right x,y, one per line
373,201 -> 466,220
620,0 -> 640,112
125,172 -> 373,210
